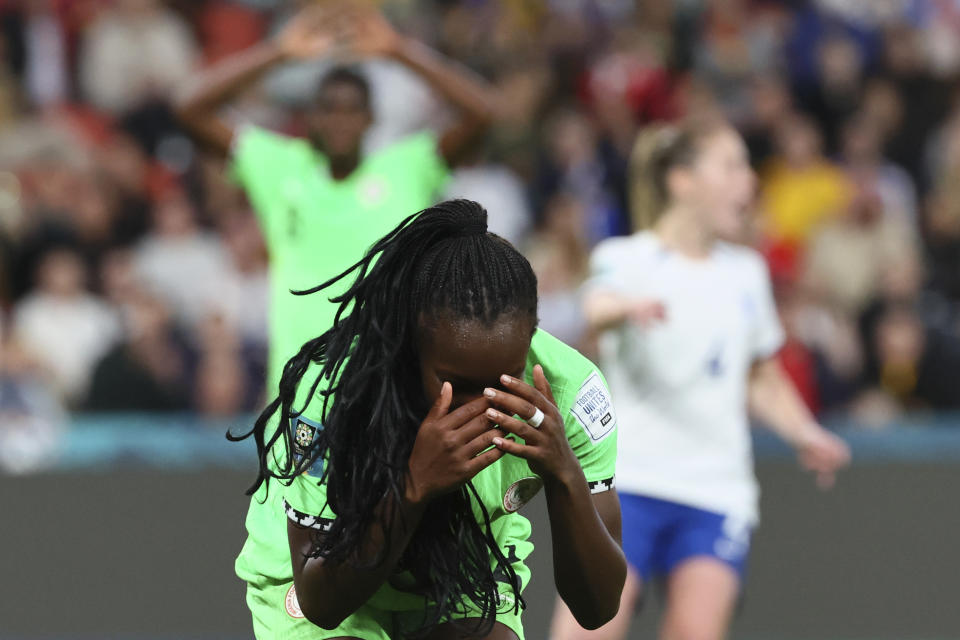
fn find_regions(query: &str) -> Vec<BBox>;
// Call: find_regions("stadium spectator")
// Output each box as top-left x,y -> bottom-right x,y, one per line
0,330 -> 66,474
742,74 -> 793,168
443,147 -> 532,245
12,246 -> 119,405
760,112 -> 854,249
692,0 -> 787,127
192,312 -> 256,417
840,112 -> 918,228
802,177 -> 919,316
858,301 -> 960,414
583,22 -> 679,151
216,210 -> 268,348
7,0 -> 70,109
535,107 -> 629,244
879,22 -> 952,192
800,32 -> 866,155
925,190 -> 960,303
84,291 -> 189,413
132,189 -> 233,333
78,0 -> 198,115
779,283 -> 864,413
525,192 -> 592,352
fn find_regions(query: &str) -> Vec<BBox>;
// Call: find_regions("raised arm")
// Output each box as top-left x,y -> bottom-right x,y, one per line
584,290 -> 667,333
484,367 -> 626,629
174,5 -> 339,156
748,357 -> 851,488
350,9 -> 495,167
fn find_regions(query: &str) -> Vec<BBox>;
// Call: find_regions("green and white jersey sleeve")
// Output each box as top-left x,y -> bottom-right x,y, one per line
525,330 -> 618,493
277,362 -> 337,532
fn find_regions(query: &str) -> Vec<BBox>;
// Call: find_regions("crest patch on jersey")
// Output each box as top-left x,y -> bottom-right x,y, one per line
285,584 -> 305,619
292,418 -> 319,454
359,177 -> 388,207
570,372 -> 616,443
290,416 -> 325,476
294,422 -> 314,450
503,476 -> 543,513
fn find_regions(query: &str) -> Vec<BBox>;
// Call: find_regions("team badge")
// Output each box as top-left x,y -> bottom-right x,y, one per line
291,417 -> 325,476
503,476 -> 543,513
359,177 -> 387,207
285,584 -> 305,618
295,421 -> 315,450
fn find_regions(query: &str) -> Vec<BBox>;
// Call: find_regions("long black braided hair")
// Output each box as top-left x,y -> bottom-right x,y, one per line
231,199 -> 539,637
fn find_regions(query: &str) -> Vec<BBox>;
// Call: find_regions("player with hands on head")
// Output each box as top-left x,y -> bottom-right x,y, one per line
175,2 -> 496,392
232,199 -> 626,640
551,117 -> 851,640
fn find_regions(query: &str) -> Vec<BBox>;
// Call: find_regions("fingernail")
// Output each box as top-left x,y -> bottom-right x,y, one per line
500,374 -> 512,384
483,388 -> 496,398
493,437 -> 503,446
486,408 -> 498,419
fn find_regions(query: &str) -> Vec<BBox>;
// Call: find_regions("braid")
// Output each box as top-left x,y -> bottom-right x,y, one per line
231,200 -> 538,637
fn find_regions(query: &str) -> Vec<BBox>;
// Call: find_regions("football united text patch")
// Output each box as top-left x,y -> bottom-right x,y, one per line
570,371 -> 616,443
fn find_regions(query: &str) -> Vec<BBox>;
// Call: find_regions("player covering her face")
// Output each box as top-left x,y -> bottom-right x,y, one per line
234,199 -> 541,635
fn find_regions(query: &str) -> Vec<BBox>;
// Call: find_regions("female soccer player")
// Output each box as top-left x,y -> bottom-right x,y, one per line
232,200 -> 625,639
550,119 -> 851,640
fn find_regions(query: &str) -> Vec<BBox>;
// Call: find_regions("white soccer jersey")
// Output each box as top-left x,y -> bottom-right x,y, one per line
586,232 -> 785,523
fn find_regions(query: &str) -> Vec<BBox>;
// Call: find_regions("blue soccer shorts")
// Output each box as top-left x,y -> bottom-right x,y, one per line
618,492 -> 752,583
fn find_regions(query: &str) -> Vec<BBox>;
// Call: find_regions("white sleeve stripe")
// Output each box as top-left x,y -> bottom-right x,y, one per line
283,499 -> 334,532
588,476 -> 616,494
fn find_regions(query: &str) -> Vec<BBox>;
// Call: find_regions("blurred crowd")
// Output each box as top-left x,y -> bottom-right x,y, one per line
0,0 -> 959,448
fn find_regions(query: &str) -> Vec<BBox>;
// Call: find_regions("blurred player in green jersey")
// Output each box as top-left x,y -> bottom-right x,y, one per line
176,3 -> 494,390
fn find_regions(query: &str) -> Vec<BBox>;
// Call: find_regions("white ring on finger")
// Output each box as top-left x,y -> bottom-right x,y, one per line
526,407 -> 545,429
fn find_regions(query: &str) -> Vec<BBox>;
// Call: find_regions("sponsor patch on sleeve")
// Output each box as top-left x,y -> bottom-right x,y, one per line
570,371 -> 617,443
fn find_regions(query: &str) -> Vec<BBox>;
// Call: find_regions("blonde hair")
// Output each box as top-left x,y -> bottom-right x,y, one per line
629,116 -> 728,231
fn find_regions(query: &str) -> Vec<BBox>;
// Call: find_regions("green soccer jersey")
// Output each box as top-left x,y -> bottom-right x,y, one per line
234,329 -> 618,639
232,127 -> 449,391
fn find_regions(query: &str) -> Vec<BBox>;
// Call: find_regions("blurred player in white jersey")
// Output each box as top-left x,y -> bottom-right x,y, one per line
551,117 -> 851,640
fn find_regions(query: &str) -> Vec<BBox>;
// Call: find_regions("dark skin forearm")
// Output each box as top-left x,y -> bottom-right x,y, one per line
174,42 -> 286,156
484,368 -> 626,630
545,471 -> 625,630
288,393 -> 505,631
288,492 -> 426,630
389,36 -> 494,166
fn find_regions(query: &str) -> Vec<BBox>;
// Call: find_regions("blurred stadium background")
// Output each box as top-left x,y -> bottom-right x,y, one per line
0,0 -> 959,638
